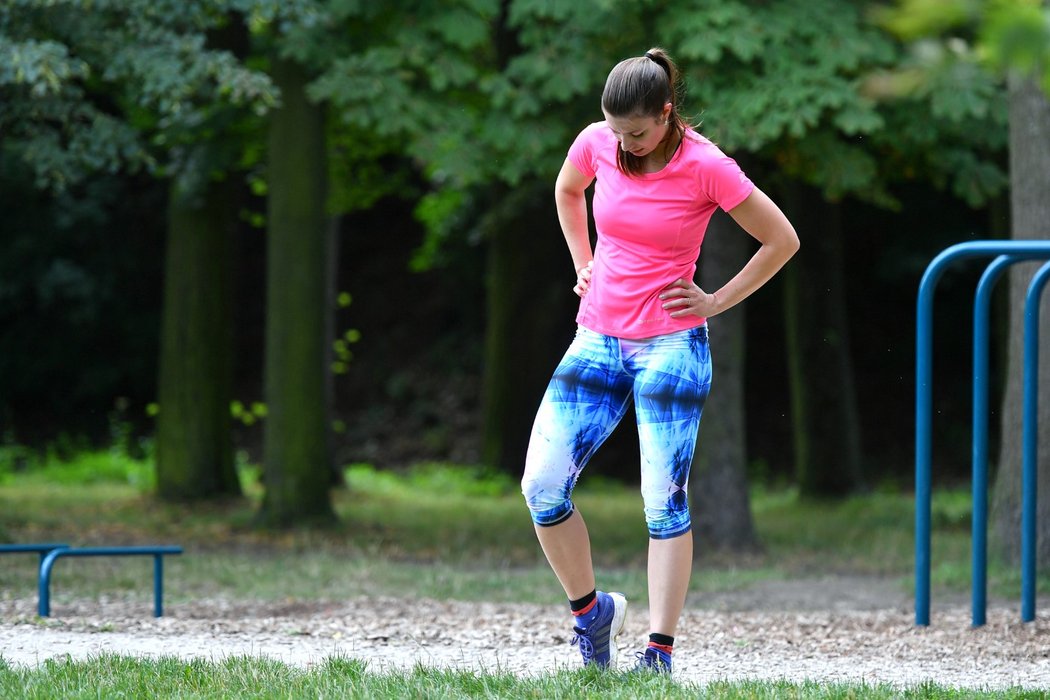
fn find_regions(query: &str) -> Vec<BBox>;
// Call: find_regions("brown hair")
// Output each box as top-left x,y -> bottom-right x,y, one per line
601,47 -> 689,177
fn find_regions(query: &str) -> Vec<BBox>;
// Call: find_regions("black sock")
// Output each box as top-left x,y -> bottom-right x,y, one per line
648,632 -> 674,648
569,590 -> 597,614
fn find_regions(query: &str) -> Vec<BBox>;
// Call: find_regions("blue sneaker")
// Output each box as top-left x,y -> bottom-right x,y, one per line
570,591 -> 627,668
633,646 -> 672,674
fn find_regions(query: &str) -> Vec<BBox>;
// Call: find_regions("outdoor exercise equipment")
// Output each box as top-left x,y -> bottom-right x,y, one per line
915,240 -> 1050,626
0,542 -> 182,617
38,545 -> 183,617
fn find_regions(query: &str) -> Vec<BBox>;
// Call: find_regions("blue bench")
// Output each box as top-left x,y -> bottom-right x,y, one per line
37,545 -> 183,617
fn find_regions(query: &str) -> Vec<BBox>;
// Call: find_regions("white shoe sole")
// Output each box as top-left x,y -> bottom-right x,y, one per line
607,592 -> 627,668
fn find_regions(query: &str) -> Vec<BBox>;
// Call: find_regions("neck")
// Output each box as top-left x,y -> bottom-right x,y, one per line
661,128 -> 682,162
645,127 -> 681,169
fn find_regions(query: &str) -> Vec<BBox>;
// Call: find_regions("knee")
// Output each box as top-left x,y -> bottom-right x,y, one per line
521,475 -> 575,528
643,491 -> 691,539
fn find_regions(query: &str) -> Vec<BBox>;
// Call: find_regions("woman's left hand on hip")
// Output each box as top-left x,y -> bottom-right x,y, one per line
659,279 -> 717,318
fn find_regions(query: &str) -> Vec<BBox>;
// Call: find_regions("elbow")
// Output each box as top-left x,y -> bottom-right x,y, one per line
555,188 -> 584,215
783,225 -> 800,259
767,226 -> 799,271
555,186 -> 582,205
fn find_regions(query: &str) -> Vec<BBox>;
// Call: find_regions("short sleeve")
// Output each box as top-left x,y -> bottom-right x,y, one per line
698,147 -> 754,212
566,122 -> 603,180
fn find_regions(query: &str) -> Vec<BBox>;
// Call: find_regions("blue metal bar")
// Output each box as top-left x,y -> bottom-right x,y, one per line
38,546 -> 183,617
1022,261 -> 1050,622
971,256 -> 1018,627
154,554 -> 164,617
916,256 -> 944,627
916,240 -> 1050,627
0,544 -> 70,552
0,543 -> 70,568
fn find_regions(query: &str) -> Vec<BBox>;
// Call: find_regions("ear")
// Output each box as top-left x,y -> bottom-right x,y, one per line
662,102 -> 673,123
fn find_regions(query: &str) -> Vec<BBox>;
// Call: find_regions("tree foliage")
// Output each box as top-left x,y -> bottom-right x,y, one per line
0,0 -> 278,192
879,0 -> 1050,93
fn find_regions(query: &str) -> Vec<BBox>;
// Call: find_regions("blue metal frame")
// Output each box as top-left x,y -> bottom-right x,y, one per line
1022,261 -> 1050,622
38,546 -> 183,617
916,240 -> 1050,627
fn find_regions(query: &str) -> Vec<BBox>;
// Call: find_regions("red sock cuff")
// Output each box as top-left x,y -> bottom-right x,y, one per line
572,597 -> 598,617
648,642 -> 674,655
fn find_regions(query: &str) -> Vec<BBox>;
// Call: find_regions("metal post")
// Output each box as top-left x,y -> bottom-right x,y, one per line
38,549 -> 58,617
154,554 -> 164,617
915,258 -> 941,627
1021,261 -> 1050,622
971,256 -> 1017,627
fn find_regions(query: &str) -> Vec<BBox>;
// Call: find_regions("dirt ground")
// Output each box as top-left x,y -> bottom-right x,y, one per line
1,576 -> 1048,690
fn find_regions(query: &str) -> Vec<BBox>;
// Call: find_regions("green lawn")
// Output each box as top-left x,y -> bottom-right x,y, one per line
0,655 -> 1043,700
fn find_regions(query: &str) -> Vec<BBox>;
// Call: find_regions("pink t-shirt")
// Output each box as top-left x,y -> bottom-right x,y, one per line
567,121 -> 754,339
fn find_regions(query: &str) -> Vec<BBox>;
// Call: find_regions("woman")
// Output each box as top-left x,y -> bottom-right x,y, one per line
520,47 -> 799,674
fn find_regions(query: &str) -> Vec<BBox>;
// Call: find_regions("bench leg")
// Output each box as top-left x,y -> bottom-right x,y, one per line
154,554 -> 164,617
38,553 -> 55,617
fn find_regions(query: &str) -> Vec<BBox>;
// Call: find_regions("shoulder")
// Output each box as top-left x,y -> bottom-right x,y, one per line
680,129 -> 753,205
680,128 -> 747,178
575,121 -> 615,145
568,121 -> 616,165
567,121 -> 616,178
681,129 -> 731,161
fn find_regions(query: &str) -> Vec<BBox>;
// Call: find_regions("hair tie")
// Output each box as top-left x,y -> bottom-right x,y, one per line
644,51 -> 658,62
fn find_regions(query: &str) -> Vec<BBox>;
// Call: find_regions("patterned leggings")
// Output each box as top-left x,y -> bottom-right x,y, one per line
521,325 -> 712,539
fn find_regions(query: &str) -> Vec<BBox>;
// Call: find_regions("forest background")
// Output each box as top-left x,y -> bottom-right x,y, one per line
2,0 -> 1049,563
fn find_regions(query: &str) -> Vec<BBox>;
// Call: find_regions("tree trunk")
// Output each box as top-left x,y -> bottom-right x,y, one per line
259,57 -> 336,526
325,216 -> 341,486
992,75 -> 1050,564
155,174 -> 239,500
782,183 -> 863,497
692,210 -> 759,552
481,182 -> 577,473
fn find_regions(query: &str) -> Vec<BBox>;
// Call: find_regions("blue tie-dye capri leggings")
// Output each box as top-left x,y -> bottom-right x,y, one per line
521,324 -> 712,540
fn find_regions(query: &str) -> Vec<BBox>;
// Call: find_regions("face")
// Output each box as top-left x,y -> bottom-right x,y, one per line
603,104 -> 672,157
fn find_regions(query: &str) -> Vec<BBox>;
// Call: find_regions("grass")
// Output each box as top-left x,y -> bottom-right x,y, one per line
0,449 -> 1043,698
0,655 -> 1043,699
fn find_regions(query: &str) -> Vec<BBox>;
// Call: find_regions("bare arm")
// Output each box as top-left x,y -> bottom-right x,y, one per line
660,187 -> 799,318
554,158 -> 596,297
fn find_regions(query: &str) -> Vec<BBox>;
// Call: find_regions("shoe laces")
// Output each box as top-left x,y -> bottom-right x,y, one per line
571,626 -> 594,661
634,648 -> 671,672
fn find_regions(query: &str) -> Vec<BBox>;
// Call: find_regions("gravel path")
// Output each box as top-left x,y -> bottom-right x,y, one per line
2,577 -> 1048,690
